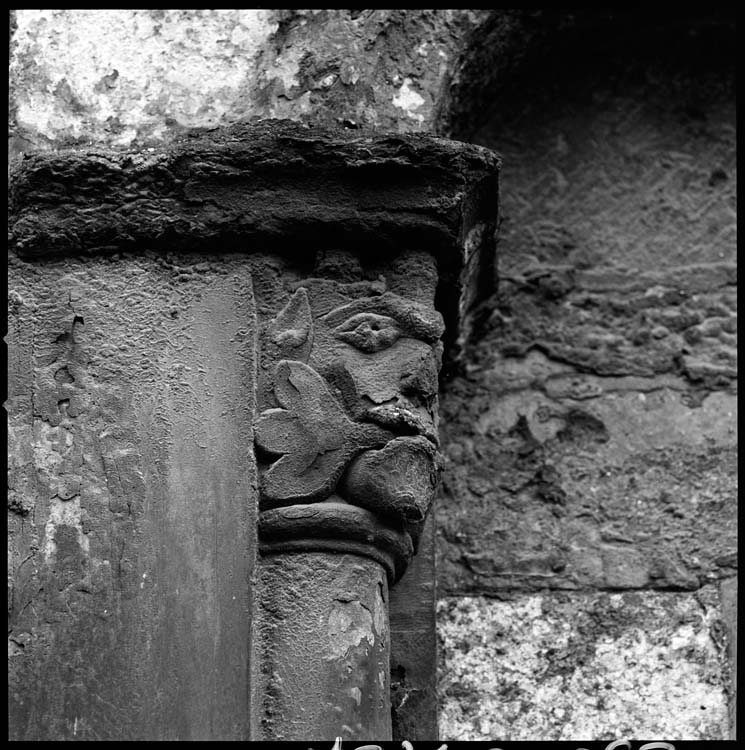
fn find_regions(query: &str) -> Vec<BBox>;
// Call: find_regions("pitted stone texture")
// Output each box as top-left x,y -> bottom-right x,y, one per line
9,10 -> 276,151
720,577 -> 737,738
437,15 -> 736,598
470,30 -> 736,388
8,251 -> 260,740
8,122 -> 499,363
254,248 -> 447,559
438,369 -> 737,594
258,552 -> 391,741
341,436 -> 440,525
9,9 -> 490,153
438,590 -> 730,740
255,360 -> 394,505
8,123 -> 498,738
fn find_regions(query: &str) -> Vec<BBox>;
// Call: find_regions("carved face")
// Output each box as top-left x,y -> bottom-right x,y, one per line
310,292 -> 443,445
256,278 -> 444,533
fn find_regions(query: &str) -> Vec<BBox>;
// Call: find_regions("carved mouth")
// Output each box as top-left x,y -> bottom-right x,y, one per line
364,404 -> 439,448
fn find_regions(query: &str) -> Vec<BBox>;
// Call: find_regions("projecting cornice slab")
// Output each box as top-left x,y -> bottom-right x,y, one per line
9,120 -> 500,353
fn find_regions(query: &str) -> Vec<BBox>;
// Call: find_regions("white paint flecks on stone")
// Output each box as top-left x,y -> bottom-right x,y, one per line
326,600 -> 375,660
438,591 -> 729,740
392,78 -> 426,124
43,495 -> 89,561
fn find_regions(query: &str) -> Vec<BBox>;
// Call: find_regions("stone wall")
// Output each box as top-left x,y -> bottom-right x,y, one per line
435,13 -> 736,739
8,9 -> 488,154
8,8 -> 736,741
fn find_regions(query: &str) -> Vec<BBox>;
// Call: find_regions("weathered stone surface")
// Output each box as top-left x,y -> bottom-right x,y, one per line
8,252 -> 259,740
8,8 -> 737,742
11,10 -> 732,154
258,502 -> 413,585
252,244 -> 453,738
389,512 -> 438,741
433,18 -> 736,738
8,121 -> 499,360
720,576 -> 737,739
247,224 -> 459,740
341,436 -> 440,526
438,589 -> 730,740
436,12 -> 737,598
257,552 -> 391,740
8,123 -> 498,257
9,9 -> 494,152
256,359 -> 394,504
438,371 -> 736,594
8,115 -> 499,737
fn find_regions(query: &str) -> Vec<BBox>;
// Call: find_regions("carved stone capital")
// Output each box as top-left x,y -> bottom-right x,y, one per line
259,502 -> 413,582
254,274 -> 446,580
8,120 -> 500,740
9,119 -> 500,354
9,120 -> 500,580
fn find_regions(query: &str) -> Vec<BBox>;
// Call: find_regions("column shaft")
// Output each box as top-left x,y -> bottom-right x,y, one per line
258,552 -> 391,740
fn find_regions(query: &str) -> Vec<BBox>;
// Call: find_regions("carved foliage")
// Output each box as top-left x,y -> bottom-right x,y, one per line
255,359 -> 392,505
256,276 -> 444,530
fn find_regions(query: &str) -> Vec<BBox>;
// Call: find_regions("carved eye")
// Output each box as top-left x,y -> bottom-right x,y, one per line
334,313 -> 402,353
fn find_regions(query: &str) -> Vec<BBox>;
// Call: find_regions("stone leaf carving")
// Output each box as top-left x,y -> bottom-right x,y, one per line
268,288 -> 313,364
255,359 -> 393,505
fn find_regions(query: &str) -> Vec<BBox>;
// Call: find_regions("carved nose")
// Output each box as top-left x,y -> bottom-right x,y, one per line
399,350 -> 438,401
